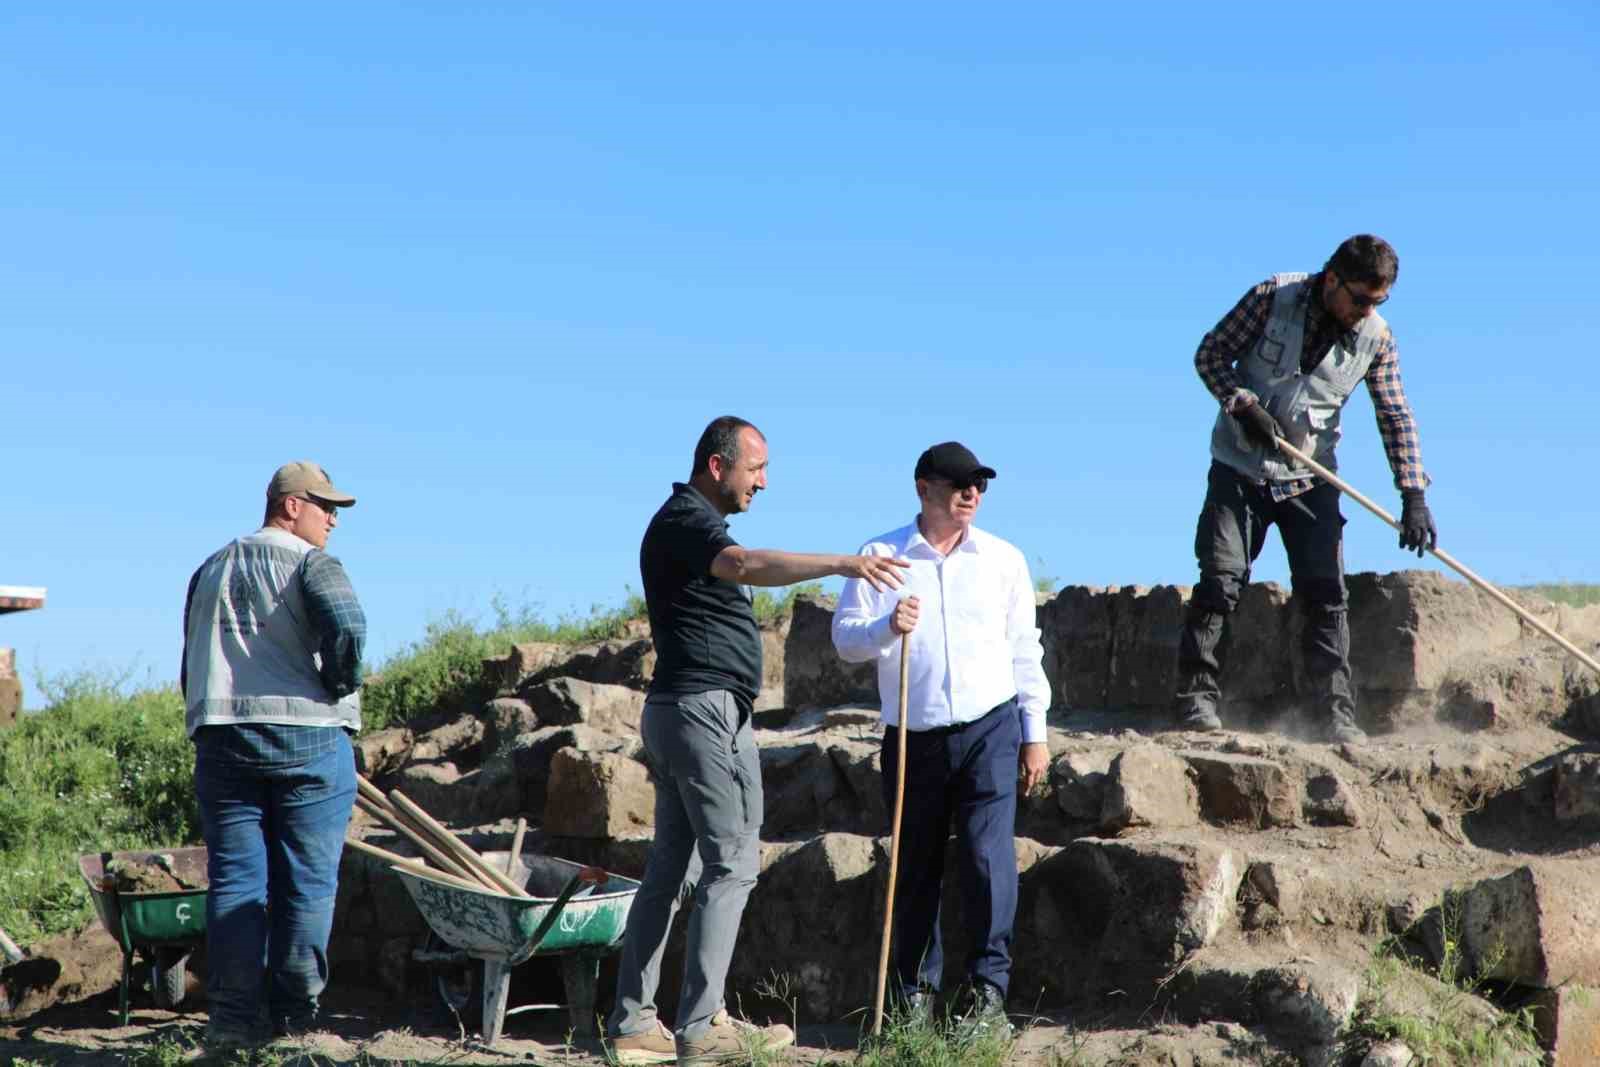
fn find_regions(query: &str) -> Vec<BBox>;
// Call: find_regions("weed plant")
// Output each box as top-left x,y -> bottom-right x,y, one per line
853,1004 -> 1016,1067
0,672 -> 196,944
1340,895 -> 1543,1065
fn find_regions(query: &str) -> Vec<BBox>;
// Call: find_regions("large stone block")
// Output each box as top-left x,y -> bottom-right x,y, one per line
353,726 -> 414,779
1017,837 -> 1243,1001
1460,863 -> 1600,987
1182,751 -> 1299,828
1101,744 -> 1200,831
731,833 -> 883,1020
508,723 -> 622,820
1105,584 -> 1187,709
1038,586 -> 1113,710
523,638 -> 656,692
1052,748 -> 1114,824
1531,984 -> 1600,1065
544,748 -> 654,839
524,677 -> 645,735
781,594 -> 876,709
481,641 -> 565,693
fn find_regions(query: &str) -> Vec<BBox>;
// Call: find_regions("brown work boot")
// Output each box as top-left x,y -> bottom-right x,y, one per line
676,1008 -> 796,1066
609,1020 -> 678,1065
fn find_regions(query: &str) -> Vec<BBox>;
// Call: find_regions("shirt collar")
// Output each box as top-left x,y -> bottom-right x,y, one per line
672,481 -> 727,527
905,518 -> 979,557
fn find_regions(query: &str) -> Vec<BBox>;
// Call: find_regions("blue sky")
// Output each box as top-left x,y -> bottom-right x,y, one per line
4,3 -> 1597,707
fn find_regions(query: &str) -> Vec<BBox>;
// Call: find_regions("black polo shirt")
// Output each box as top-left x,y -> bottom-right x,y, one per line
639,482 -> 761,711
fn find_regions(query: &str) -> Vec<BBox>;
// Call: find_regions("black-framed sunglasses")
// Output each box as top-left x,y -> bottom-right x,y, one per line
939,476 -> 989,494
1336,274 -> 1389,310
296,494 -> 338,518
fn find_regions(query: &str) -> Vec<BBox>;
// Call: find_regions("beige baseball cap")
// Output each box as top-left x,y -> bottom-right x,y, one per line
267,461 -> 357,506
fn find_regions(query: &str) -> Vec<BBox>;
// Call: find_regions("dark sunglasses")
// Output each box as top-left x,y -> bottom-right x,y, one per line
937,476 -> 988,494
1336,275 -> 1389,310
296,494 -> 338,518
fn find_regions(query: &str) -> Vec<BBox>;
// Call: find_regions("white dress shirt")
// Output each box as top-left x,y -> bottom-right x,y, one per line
831,519 -> 1050,742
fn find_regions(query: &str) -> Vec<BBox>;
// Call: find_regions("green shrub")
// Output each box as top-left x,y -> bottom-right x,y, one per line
0,673 -> 197,944
359,594 -> 650,731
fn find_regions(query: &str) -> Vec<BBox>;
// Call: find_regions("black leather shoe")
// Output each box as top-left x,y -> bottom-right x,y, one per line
959,982 -> 1012,1038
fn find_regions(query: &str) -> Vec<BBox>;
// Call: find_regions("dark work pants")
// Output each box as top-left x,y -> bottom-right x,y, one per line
1174,461 -> 1353,723
880,698 -> 1020,999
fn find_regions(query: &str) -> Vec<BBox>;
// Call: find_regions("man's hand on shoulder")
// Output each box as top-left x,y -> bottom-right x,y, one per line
840,554 -> 909,592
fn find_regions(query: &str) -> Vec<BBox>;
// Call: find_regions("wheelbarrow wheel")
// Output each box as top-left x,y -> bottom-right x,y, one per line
150,948 -> 190,1009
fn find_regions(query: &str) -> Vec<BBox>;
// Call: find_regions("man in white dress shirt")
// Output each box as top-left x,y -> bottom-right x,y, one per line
832,441 -> 1050,1029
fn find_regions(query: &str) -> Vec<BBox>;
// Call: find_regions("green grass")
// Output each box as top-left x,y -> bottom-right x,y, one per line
1520,583 -> 1600,608
0,672 -> 198,945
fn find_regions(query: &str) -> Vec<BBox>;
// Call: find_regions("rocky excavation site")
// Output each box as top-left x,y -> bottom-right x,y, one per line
8,570 -> 1600,1065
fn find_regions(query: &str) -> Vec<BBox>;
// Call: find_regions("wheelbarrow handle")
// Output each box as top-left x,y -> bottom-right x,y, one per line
526,873 -> 587,954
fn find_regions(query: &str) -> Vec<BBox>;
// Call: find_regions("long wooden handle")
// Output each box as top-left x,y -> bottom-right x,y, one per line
345,838 -> 489,894
872,634 -> 913,1036
388,789 -> 531,898
1274,437 -> 1600,678
505,816 -> 529,879
355,795 -> 489,889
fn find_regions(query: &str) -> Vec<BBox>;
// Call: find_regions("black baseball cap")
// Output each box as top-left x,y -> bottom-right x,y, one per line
914,441 -> 997,483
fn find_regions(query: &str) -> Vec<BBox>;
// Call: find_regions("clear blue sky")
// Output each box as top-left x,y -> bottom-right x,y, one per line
4,3 -> 1597,708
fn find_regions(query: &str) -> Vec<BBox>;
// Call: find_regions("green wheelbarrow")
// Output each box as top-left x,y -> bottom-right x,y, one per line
396,852 -> 638,1045
78,847 -> 208,1025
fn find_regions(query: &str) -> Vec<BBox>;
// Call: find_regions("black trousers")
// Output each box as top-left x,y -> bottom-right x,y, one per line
1174,461 -> 1353,722
879,697 -> 1020,998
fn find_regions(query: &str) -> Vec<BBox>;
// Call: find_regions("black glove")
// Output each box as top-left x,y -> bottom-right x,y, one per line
1232,402 -> 1283,450
1399,489 -> 1437,556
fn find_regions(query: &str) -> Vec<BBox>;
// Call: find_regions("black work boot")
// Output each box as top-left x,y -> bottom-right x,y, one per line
1325,708 -> 1367,745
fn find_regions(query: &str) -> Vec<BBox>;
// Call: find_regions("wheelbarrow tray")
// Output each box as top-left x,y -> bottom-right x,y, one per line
77,847 -> 209,950
396,851 -> 637,966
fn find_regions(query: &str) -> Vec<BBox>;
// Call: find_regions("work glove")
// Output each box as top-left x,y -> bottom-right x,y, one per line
1399,489 -> 1437,556
1232,402 -> 1283,450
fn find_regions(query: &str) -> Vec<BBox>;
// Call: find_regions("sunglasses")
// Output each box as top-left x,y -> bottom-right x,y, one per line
1336,275 -> 1389,310
933,476 -> 988,494
296,494 -> 339,519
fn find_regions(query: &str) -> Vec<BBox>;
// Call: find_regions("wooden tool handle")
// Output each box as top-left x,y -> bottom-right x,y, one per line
1274,436 -> 1600,678
354,795 -> 489,889
388,789 -> 531,898
872,633 -> 913,1036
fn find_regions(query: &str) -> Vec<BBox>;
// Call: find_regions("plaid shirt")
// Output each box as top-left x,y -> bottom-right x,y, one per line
302,550 -> 366,699
1194,273 -> 1428,502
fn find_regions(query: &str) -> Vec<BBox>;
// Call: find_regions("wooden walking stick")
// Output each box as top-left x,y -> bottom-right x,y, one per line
872,633 -> 913,1037
1274,437 -> 1600,678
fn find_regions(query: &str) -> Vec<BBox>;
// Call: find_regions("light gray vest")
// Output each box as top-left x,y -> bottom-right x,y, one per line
183,526 -> 361,736
1209,272 -> 1388,483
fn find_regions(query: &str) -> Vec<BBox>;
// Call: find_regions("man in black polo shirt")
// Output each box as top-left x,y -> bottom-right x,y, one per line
607,415 -> 908,1066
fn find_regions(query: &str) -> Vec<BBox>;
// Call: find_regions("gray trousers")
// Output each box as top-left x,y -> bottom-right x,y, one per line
608,690 -> 762,1042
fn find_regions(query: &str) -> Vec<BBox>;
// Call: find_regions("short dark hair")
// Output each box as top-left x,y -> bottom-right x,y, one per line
1325,234 -> 1399,289
691,416 -> 762,477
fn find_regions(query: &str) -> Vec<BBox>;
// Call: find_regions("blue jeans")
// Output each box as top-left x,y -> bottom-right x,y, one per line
880,698 -> 1021,998
194,725 -> 356,1033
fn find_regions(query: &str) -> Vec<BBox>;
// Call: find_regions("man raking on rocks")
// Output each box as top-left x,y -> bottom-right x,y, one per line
1173,235 -> 1438,744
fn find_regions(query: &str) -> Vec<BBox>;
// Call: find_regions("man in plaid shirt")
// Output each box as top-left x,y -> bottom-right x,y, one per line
182,461 -> 365,1047
1174,235 -> 1438,744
